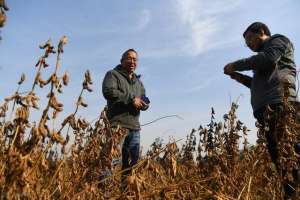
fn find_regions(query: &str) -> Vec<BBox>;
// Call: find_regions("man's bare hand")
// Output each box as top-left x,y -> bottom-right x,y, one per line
224,63 -> 235,75
133,97 -> 147,110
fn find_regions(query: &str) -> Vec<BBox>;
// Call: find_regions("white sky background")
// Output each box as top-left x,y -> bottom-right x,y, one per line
1,0 -> 300,150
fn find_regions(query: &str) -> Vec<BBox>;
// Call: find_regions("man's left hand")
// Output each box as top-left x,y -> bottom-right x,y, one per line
224,63 -> 235,75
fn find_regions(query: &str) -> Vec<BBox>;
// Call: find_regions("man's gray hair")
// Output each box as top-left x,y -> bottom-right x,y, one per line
121,49 -> 138,60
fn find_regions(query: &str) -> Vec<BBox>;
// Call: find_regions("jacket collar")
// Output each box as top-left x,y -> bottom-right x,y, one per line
114,64 -> 137,83
261,34 -> 282,50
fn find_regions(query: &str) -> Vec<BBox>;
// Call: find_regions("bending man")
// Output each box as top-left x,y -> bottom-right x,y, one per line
224,22 -> 299,198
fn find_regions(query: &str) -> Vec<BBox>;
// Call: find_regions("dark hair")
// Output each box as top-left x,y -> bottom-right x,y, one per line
243,22 -> 271,38
121,49 -> 138,60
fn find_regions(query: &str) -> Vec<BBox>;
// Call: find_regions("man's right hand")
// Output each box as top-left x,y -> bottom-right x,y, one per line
224,63 -> 244,83
224,63 -> 235,75
133,97 -> 147,110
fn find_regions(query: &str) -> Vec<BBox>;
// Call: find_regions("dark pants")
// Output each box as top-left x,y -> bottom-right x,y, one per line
100,130 -> 140,192
121,130 -> 140,177
254,103 -> 300,198
254,104 -> 281,165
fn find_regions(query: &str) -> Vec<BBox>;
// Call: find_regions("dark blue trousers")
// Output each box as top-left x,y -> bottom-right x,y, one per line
121,130 -> 140,176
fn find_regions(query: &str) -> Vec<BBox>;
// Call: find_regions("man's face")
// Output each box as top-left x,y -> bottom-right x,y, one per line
121,51 -> 138,74
244,31 -> 264,52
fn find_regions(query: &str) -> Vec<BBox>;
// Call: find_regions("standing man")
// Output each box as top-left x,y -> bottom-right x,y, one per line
224,22 -> 299,197
102,49 -> 149,185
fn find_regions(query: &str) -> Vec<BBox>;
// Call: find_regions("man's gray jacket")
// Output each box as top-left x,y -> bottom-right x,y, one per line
231,34 -> 298,112
102,65 -> 147,130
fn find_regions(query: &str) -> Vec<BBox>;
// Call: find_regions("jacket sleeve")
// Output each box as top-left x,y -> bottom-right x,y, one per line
140,81 -> 149,111
231,72 -> 252,88
102,71 -> 134,105
232,36 -> 290,72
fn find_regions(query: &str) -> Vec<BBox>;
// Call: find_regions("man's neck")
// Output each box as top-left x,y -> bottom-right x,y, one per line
261,35 -> 270,42
129,73 -> 134,80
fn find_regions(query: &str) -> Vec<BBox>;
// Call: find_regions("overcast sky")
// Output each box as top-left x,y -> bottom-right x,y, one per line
1,0 -> 300,150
